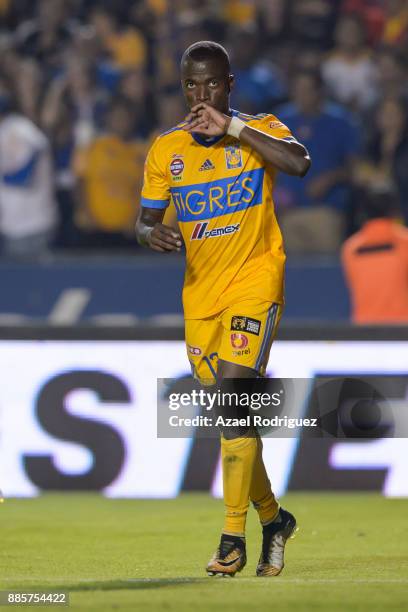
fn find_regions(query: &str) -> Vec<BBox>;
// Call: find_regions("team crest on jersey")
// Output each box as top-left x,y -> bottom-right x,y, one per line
170,157 -> 184,180
224,145 -> 243,170
231,316 -> 261,336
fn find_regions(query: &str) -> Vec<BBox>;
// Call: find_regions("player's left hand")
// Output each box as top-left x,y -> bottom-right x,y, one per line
183,103 -> 231,137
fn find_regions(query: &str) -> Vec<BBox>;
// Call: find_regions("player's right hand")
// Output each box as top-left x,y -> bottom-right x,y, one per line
147,223 -> 182,252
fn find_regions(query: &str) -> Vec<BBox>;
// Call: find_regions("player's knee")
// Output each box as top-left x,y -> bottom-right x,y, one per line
214,376 -> 254,439
216,359 -> 258,381
221,423 -> 250,439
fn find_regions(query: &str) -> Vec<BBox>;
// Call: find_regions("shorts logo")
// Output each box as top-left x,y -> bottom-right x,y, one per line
269,121 -> 284,129
188,345 -> 202,355
170,158 -> 184,176
230,333 -> 249,349
225,145 -> 242,170
191,222 -> 240,240
231,316 -> 261,336
232,348 -> 251,356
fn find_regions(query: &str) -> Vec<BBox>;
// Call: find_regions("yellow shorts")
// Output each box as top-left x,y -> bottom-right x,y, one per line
185,300 -> 282,384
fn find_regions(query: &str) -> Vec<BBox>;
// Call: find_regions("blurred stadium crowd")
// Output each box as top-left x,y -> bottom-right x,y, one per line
0,0 -> 407,258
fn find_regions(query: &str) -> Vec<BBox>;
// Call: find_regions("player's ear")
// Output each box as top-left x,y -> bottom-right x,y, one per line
228,74 -> 234,93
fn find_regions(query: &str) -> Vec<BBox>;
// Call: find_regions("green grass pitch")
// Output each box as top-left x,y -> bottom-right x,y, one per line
1,493 -> 407,611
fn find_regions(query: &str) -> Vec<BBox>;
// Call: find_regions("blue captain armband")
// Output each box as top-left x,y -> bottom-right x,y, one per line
141,197 -> 169,209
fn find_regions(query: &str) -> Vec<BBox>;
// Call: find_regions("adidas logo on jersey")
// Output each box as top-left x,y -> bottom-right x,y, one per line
199,159 -> 215,171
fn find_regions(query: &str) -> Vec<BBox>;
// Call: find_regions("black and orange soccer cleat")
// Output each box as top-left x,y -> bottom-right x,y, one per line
206,534 -> 247,577
256,508 -> 297,577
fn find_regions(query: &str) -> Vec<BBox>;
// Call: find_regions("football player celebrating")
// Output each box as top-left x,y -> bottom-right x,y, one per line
136,41 -> 310,577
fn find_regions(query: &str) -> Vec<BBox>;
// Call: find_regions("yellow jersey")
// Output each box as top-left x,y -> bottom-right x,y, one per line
105,28 -> 147,69
141,111 -> 295,319
78,135 -> 146,231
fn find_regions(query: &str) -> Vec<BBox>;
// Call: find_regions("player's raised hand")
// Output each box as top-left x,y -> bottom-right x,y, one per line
184,103 -> 231,137
147,223 -> 183,253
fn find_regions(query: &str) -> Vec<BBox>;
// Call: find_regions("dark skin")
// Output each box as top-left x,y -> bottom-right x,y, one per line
136,56 -> 311,378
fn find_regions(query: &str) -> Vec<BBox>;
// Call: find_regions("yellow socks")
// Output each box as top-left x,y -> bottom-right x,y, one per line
221,434 -> 279,536
249,436 -> 280,525
221,434 -> 257,536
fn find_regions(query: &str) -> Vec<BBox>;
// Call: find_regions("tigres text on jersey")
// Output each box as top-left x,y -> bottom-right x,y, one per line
141,111 -> 297,319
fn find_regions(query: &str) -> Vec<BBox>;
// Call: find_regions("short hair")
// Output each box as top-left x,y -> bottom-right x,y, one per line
181,41 -> 230,73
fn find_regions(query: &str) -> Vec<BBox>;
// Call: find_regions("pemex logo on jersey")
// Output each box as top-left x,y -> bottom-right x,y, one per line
191,222 -> 240,240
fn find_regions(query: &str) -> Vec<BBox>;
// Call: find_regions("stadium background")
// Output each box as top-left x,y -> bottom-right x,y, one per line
0,0 -> 408,612
0,2 -> 407,609
0,0 -> 407,497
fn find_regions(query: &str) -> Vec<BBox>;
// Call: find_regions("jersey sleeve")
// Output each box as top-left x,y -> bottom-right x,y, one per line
247,113 -> 298,143
0,122 -> 43,175
141,137 -> 170,209
0,120 -> 47,187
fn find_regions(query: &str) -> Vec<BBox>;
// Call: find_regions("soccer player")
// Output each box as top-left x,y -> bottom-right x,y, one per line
136,41 -> 310,577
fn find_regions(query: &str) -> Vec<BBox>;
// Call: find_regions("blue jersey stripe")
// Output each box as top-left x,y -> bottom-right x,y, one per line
170,168 -> 264,222
255,303 -> 278,371
236,112 -> 264,122
141,197 -> 169,209
159,122 -> 188,137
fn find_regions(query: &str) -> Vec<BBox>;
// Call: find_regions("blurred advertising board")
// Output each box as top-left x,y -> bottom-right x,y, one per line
0,340 -> 407,498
